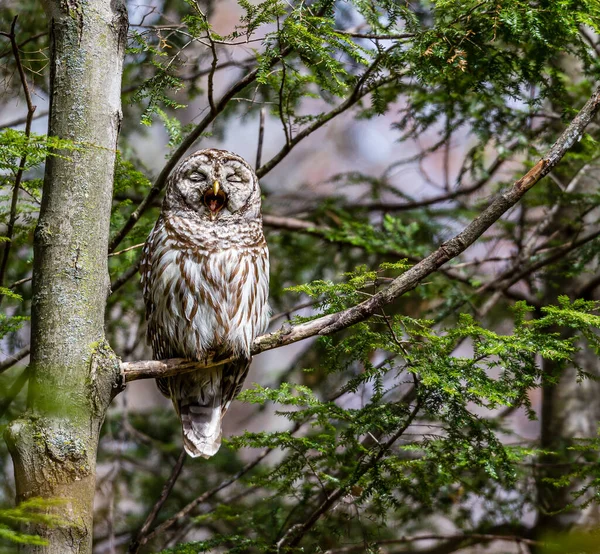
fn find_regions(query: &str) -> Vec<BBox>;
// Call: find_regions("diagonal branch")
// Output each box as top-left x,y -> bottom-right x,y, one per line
127,449 -> 186,554
119,84 -> 600,384
0,344 -> 30,375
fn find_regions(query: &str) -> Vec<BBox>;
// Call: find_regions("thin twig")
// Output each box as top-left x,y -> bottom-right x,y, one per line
109,243 -> 145,257
255,107 -> 266,169
0,30 -> 47,59
202,12 -> 218,114
334,30 -> 415,40
0,109 -> 48,131
257,73 -> 400,178
142,449 -> 270,544
128,449 -> 186,554
362,136 -> 524,211
8,275 -> 32,289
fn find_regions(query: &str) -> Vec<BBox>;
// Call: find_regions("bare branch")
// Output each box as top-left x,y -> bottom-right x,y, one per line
121,355 -> 233,382
110,257 -> 142,295
255,107 -> 266,169
128,450 -> 186,554
0,109 -> 48,131
0,30 -> 47,59
334,30 -> 415,40
141,449 -> 270,545
0,344 -> 30,375
362,136 -> 523,211
109,243 -> 145,257
257,60 -> 401,179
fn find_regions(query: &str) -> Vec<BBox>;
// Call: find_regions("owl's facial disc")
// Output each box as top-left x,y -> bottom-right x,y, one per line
203,180 -> 227,219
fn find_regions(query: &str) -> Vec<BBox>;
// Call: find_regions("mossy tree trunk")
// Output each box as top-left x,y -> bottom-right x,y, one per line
4,1 -> 127,552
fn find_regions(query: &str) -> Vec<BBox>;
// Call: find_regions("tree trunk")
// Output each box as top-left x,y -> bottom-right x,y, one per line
536,339 -> 600,538
4,1 -> 127,552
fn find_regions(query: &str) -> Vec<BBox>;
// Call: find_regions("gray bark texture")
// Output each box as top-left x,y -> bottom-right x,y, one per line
3,1 -> 127,552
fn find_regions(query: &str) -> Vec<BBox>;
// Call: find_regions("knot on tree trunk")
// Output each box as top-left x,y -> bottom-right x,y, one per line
5,417 -> 91,498
89,339 -> 123,405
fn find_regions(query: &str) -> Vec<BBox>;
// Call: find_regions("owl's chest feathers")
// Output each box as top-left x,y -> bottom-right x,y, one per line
145,217 -> 269,360
166,213 -> 265,253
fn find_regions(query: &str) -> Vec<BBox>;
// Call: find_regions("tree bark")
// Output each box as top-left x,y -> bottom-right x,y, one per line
534,166 -> 600,546
536,340 -> 600,536
3,1 -> 127,552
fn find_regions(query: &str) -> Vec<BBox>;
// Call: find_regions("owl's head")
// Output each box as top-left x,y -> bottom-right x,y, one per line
163,149 -> 261,221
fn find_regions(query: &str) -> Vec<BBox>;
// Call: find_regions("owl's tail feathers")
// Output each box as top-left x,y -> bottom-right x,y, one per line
178,396 -> 223,458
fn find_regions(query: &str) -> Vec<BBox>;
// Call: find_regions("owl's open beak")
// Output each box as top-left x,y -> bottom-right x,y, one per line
204,181 -> 227,219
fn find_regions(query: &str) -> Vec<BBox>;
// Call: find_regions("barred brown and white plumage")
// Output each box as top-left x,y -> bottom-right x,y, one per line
141,148 -> 270,458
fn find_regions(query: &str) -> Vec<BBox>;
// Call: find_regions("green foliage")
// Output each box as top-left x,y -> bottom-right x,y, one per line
0,498 -> 65,550
128,32 -> 187,126
0,129 -> 81,173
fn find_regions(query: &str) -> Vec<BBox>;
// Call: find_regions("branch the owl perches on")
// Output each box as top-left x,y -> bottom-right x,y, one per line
120,83 -> 600,388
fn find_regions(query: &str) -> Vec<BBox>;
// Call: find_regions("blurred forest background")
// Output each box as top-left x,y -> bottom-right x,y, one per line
1,0 -> 600,552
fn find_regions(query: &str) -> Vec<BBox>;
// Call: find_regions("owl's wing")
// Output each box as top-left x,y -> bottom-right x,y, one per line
140,217 -> 176,362
140,219 -> 159,328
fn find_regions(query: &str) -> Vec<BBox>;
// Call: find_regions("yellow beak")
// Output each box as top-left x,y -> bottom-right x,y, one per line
213,181 -> 220,195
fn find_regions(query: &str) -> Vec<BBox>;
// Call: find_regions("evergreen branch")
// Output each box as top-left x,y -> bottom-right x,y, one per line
120,57 -> 256,95
0,16 -> 37,302
281,397 -> 422,549
119,83 -> 600,382
127,449 -> 186,554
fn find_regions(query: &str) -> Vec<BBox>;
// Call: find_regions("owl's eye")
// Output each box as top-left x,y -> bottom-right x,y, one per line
189,172 -> 206,182
227,175 -> 243,184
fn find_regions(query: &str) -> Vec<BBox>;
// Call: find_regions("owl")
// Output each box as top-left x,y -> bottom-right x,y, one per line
140,148 -> 270,458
